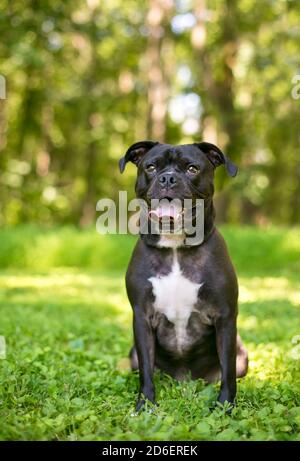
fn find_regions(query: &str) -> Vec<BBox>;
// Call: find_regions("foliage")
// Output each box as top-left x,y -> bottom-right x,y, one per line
0,224 -> 300,275
0,1 -> 300,226
0,226 -> 299,440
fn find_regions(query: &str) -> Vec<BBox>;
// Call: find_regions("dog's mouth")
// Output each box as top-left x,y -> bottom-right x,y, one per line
147,195 -> 203,232
148,197 -> 184,231
149,204 -> 183,221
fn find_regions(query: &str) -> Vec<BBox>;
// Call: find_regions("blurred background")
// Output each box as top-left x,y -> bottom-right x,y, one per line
1,0 -> 300,228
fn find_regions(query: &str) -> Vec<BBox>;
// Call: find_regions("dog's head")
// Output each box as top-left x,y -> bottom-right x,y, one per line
120,141 -> 237,234
120,141 -> 237,208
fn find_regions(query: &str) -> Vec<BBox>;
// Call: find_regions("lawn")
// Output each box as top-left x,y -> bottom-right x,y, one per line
0,226 -> 299,440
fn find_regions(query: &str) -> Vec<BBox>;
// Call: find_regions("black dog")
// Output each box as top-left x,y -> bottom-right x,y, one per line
119,141 -> 248,411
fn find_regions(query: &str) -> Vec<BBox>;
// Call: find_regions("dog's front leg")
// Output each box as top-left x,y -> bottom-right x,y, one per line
133,306 -> 156,412
215,312 -> 237,407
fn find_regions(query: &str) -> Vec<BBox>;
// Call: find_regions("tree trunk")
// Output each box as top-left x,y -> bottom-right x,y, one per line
192,0 -> 242,223
146,0 -> 173,142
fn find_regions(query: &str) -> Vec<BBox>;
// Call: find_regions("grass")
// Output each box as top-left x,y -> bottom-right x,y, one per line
0,225 -> 299,440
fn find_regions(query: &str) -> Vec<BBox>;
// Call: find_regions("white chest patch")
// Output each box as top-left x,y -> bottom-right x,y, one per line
149,251 -> 202,352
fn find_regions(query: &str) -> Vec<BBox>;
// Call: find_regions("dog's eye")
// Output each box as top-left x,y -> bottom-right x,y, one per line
187,165 -> 199,174
146,164 -> 156,173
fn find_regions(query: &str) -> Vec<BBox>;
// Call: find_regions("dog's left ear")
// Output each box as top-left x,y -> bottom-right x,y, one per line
194,142 -> 238,177
119,140 -> 159,173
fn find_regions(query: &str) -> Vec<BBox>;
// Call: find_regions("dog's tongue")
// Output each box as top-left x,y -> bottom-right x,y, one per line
149,202 -> 182,221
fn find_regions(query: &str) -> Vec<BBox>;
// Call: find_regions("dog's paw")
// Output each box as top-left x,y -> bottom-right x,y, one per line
135,398 -> 146,412
209,393 -> 235,415
135,396 -> 157,414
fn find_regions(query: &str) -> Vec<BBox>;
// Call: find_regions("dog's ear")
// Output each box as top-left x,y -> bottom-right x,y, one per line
194,142 -> 238,177
119,140 -> 159,173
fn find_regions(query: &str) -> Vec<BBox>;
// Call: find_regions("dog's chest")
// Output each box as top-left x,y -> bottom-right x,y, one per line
149,251 -> 202,352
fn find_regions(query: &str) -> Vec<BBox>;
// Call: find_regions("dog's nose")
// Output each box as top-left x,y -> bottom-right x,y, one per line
158,172 -> 177,188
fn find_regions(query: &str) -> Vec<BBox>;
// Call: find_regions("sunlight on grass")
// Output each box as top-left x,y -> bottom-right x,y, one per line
239,276 -> 300,305
0,227 -> 300,440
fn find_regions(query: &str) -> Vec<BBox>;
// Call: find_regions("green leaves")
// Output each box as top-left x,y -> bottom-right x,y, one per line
0,228 -> 299,440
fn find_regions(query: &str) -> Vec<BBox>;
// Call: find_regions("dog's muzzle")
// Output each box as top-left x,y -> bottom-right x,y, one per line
148,201 -> 184,233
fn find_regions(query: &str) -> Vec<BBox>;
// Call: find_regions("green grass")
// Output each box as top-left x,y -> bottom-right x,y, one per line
0,225 -> 299,440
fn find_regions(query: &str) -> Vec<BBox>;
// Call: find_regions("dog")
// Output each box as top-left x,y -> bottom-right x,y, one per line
119,141 -> 248,411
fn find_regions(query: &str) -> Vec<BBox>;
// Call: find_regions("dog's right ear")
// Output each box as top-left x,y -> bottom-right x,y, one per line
119,140 -> 159,173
